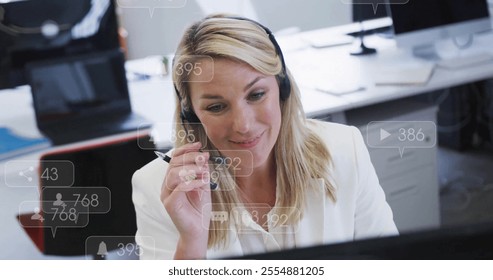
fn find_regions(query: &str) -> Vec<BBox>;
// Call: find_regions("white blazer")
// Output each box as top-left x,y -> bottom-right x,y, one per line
131,120 -> 398,259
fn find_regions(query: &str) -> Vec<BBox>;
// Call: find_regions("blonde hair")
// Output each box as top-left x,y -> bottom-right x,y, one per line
172,14 -> 335,249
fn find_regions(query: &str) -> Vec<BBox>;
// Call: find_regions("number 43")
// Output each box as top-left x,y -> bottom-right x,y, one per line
41,167 -> 58,181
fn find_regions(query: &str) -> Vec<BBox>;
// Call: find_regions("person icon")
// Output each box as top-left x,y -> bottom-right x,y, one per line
53,193 -> 66,207
30,207 -> 44,222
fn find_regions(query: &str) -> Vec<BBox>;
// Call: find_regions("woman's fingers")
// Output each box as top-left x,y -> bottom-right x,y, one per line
161,142 -> 211,201
163,165 -> 210,193
163,178 -> 211,212
170,142 -> 202,159
171,151 -> 210,168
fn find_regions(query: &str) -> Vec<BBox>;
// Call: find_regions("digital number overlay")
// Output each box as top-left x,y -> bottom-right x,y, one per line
85,236 -> 155,259
165,150 -> 254,191
174,55 -> 214,82
4,160 -> 74,188
366,121 -> 437,157
18,200 -> 89,237
204,204 -> 301,234
139,122 -> 208,150
18,187 -> 111,237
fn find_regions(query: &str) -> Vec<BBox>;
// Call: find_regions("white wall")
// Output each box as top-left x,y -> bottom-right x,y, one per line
251,0 -> 352,33
117,1 -> 204,59
195,0 -> 258,19
118,0 -> 352,59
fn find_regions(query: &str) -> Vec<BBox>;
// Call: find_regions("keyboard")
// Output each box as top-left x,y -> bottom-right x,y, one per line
437,52 -> 493,69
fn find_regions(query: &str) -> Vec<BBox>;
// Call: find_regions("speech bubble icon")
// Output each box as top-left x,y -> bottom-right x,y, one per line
211,211 -> 229,224
176,149 -> 253,192
117,0 -> 188,18
42,200 -> 90,237
173,55 -> 215,83
4,160 -> 75,188
231,205 -> 301,234
142,122 -> 208,150
200,204 -> 225,230
164,149 -> 255,192
41,186 -> 111,214
366,121 -> 437,157
85,235 -> 156,259
178,169 -> 196,185
4,160 -> 38,187
136,126 -> 157,150
39,160 -> 75,187
340,0 -> 409,14
18,200 -> 89,238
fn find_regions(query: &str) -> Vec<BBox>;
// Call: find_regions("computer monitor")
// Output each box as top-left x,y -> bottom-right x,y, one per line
389,0 -> 491,59
352,0 -> 388,23
350,0 -> 390,55
230,221 -> 493,259
0,0 -> 120,89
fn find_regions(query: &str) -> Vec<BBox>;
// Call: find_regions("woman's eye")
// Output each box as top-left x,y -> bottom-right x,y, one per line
248,91 -> 265,101
206,104 -> 225,112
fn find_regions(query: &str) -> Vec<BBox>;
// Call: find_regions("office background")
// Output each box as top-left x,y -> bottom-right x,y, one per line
1,0 -> 493,259
118,0 -> 353,60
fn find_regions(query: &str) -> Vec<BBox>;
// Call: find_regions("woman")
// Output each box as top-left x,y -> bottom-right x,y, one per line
132,14 -> 398,260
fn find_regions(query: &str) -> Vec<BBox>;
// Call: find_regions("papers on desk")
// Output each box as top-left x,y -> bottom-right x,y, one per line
277,30 -> 354,51
373,62 -> 436,86
125,55 -> 168,81
437,52 -> 493,69
315,81 -> 366,95
0,127 -> 50,161
301,33 -> 354,49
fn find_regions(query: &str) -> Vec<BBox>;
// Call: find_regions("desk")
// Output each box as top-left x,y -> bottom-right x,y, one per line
281,24 -> 493,114
2,19 -> 493,258
278,23 -> 493,234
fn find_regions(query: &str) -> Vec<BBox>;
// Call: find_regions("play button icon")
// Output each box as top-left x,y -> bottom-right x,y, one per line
380,128 -> 391,141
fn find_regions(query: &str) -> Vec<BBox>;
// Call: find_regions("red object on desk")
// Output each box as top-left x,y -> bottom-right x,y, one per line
16,213 -> 45,253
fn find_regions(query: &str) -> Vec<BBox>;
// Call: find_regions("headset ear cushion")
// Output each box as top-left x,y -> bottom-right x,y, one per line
181,108 -> 201,123
175,83 -> 201,123
278,75 -> 291,100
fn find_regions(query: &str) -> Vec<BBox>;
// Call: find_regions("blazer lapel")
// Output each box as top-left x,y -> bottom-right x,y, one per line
294,178 -> 326,247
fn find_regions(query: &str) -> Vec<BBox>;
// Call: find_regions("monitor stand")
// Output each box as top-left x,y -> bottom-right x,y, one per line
350,36 -> 377,56
350,21 -> 377,56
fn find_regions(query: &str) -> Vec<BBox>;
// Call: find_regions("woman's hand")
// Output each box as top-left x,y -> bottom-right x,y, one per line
160,142 -> 212,259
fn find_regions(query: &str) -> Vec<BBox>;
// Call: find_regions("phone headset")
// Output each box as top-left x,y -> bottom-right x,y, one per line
173,16 -> 291,124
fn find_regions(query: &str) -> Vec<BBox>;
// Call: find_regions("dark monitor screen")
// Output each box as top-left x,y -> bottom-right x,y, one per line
0,0 -> 120,89
26,49 -> 130,126
390,0 -> 489,34
389,0 -> 490,49
230,221 -> 493,260
352,0 -> 388,22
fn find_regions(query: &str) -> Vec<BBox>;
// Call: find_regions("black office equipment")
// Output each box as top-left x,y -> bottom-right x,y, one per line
477,80 -> 493,144
230,222 -> 493,259
436,84 -> 478,150
0,0 -> 120,89
18,134 -> 156,256
389,0 -> 490,59
26,49 -> 150,146
350,0 -> 388,56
